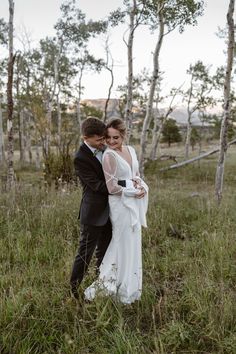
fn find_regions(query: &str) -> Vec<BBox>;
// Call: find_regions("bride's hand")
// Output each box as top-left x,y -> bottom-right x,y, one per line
135,187 -> 146,199
132,178 -> 142,189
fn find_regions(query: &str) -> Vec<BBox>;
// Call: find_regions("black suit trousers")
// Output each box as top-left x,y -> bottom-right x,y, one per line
70,219 -> 112,288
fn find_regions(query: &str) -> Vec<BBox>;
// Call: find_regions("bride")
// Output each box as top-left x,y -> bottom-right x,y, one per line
84,118 -> 149,304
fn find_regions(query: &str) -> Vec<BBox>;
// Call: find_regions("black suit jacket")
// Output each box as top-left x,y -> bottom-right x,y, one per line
74,143 -> 109,226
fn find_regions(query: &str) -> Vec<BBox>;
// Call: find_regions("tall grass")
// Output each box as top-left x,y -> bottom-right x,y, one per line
1,150 -> 236,353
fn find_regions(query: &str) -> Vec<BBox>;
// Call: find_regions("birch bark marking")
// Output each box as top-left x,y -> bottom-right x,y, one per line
44,96 -> 52,157
103,64 -> 114,123
0,95 -> 5,165
19,110 -> 26,163
103,37 -> 114,123
149,97 -> 161,160
6,0 -> 15,190
124,0 -> 136,142
34,121 -> 40,169
15,55 -> 26,165
44,39 -> 63,158
76,64 -> 84,135
139,6 -> 164,176
57,94 -> 62,151
25,111 -> 32,164
215,0 -> 235,204
185,75 -> 194,159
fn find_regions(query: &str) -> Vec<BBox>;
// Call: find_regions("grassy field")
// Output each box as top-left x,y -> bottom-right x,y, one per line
0,145 -> 236,353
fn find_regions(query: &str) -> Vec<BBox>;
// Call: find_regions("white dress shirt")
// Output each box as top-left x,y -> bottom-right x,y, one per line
84,141 -> 103,163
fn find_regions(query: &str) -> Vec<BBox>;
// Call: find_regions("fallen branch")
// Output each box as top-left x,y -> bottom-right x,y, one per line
160,138 -> 236,171
159,154 -> 178,163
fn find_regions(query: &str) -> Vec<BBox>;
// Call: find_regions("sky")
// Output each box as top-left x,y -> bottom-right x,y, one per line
0,0 -> 232,101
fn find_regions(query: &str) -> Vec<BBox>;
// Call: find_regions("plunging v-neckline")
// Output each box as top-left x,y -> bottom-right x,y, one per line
111,146 -> 133,172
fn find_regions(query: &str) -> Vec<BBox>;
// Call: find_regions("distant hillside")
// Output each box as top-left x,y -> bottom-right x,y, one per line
81,99 -> 121,118
165,107 -> 200,125
169,106 -> 223,126
81,99 -> 223,126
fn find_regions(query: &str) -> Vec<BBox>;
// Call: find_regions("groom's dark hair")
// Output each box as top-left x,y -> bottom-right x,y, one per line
81,117 -> 106,137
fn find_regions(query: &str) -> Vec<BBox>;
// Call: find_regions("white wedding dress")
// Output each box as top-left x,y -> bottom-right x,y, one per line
84,146 -> 148,304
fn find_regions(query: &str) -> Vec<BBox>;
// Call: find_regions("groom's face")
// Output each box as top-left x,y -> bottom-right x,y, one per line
84,134 -> 106,150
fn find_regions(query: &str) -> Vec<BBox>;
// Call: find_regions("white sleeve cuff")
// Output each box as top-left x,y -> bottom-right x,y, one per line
125,179 -> 134,189
123,186 -> 138,197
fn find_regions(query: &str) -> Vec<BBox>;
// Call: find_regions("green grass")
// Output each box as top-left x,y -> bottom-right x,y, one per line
1,148 -> 236,353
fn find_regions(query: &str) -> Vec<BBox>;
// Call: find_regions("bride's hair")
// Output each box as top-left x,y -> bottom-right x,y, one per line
105,118 -> 126,138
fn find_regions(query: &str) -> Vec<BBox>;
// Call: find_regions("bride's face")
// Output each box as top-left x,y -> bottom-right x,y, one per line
106,127 -> 123,150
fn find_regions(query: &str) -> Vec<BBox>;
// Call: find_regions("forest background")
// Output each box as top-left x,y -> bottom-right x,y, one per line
0,0 -> 236,353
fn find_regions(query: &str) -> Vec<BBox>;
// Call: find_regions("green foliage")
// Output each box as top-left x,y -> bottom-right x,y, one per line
55,0 -> 107,46
81,103 -> 103,119
108,8 -> 126,27
161,118 -> 182,146
117,69 -> 150,118
43,152 -> 75,187
211,114 -> 236,140
185,60 -> 217,114
142,0 -> 204,32
190,126 -> 201,150
0,18 -> 8,46
74,50 -> 104,76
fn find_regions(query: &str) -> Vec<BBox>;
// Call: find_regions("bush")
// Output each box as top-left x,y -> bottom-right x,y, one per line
43,152 -> 75,187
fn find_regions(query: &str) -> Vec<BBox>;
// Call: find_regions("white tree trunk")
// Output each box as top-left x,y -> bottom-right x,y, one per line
25,111 -> 32,164
57,95 -> 62,152
19,110 -> 27,164
43,39 -> 62,158
103,66 -> 114,123
76,98 -> 81,130
139,8 -> 164,176
149,94 -> 161,160
0,95 -> 5,165
76,67 -> 84,135
185,75 -> 194,159
35,145 -> 40,169
6,0 -> 15,191
150,117 -> 164,160
150,87 -> 179,159
34,124 -> 40,169
44,97 -> 52,157
215,0 -> 235,204
103,36 -> 114,123
185,112 -> 192,159
124,0 -> 136,142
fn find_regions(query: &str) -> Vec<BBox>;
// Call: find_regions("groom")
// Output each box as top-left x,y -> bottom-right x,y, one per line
70,116 -> 125,299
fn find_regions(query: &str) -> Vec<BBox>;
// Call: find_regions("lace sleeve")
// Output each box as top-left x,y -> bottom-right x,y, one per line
102,152 -> 122,195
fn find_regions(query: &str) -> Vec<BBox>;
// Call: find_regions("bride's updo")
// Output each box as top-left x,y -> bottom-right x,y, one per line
105,118 -> 126,139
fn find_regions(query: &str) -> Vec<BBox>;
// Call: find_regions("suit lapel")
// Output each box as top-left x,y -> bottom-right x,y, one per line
80,143 -> 104,172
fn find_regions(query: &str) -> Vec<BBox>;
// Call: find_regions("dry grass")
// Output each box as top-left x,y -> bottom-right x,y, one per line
0,144 -> 236,353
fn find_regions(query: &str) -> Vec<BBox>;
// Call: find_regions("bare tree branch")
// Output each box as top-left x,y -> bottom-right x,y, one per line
160,138 -> 236,172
